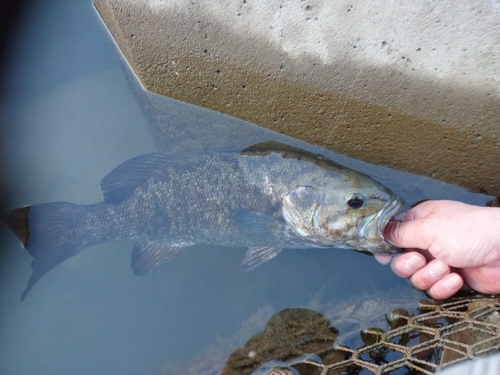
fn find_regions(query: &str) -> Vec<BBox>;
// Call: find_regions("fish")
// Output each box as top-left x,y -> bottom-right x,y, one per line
3,141 -> 404,300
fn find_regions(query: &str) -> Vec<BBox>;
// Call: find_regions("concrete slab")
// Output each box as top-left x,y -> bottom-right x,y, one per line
94,0 -> 500,195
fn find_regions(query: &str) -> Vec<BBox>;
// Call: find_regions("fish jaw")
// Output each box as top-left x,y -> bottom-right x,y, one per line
358,197 -> 405,254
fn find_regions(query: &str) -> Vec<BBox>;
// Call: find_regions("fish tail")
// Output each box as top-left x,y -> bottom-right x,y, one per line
3,202 -> 87,300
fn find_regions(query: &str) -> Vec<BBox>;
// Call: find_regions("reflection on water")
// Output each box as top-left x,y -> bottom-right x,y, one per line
0,2 -> 493,375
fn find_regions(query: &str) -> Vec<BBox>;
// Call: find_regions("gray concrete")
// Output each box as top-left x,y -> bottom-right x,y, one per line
94,0 -> 500,195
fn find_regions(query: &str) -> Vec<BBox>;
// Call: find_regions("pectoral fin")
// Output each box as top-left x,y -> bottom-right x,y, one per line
240,247 -> 283,271
131,240 -> 190,275
232,209 -> 286,244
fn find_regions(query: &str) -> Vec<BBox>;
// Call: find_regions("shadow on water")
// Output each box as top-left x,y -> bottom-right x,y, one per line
0,2 -> 494,375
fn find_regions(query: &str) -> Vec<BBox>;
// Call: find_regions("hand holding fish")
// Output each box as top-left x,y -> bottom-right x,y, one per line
378,200 -> 500,300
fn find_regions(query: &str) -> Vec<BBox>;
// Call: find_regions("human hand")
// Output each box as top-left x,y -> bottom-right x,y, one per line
376,200 -> 500,299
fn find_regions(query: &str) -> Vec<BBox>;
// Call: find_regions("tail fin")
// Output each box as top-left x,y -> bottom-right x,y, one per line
3,202 -> 84,300
3,206 -> 30,247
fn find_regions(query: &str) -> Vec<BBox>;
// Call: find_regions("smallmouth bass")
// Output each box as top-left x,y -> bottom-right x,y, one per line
3,141 -> 404,300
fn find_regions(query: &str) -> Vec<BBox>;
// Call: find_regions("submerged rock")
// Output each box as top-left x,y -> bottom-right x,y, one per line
222,308 -> 346,375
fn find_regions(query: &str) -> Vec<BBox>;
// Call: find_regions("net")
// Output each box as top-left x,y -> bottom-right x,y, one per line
244,295 -> 500,375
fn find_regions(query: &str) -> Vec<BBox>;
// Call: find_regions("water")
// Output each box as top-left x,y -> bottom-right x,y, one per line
0,2 -> 492,375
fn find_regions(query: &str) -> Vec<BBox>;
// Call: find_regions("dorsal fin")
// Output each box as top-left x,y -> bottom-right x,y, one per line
100,153 -> 179,204
241,141 -> 348,173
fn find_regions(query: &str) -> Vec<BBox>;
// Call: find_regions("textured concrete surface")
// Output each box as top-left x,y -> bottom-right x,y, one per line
94,0 -> 500,195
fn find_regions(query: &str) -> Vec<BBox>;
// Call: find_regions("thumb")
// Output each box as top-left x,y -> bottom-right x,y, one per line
384,219 -> 430,250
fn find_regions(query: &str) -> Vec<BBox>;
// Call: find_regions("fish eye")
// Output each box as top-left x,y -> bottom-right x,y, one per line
346,193 -> 364,209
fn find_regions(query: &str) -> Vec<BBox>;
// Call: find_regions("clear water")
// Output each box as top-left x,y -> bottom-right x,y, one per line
0,2 -> 492,375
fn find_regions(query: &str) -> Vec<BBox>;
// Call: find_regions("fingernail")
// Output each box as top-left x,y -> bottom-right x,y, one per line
374,254 -> 393,265
404,255 -> 425,272
393,212 -> 405,221
444,274 -> 463,291
428,261 -> 448,279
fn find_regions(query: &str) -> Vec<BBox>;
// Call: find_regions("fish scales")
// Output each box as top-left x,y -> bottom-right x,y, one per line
2,141 -> 404,299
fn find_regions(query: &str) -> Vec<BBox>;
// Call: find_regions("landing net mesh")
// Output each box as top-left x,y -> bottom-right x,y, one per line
250,295 -> 500,375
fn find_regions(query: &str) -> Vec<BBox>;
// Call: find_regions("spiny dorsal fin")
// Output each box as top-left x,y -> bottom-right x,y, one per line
241,141 -> 348,173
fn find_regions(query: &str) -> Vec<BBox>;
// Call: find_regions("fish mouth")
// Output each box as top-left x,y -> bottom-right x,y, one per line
378,197 -> 405,237
360,197 -> 405,254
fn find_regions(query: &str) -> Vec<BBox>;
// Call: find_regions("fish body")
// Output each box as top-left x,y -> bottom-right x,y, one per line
3,142 -> 403,299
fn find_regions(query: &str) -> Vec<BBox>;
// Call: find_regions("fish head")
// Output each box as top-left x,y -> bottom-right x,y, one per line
281,173 -> 404,254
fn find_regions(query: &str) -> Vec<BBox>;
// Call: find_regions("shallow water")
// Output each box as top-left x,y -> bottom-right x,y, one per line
0,2 -> 492,375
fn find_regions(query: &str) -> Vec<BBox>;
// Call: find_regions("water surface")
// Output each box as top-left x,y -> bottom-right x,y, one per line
0,2 -> 492,375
